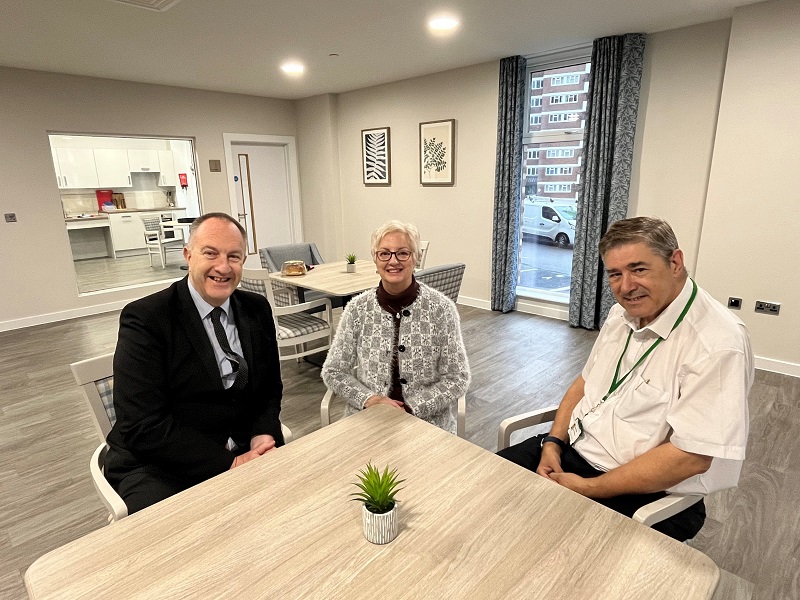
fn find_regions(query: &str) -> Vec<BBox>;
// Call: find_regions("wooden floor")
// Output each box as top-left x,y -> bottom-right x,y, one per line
0,305 -> 796,599
73,254 -> 185,293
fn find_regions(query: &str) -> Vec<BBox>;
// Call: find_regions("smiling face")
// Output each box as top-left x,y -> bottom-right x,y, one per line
603,242 -> 687,327
374,231 -> 416,294
184,217 -> 246,307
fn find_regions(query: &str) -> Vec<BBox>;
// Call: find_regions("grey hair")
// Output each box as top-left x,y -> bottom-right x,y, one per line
187,212 -> 247,248
370,220 -> 422,262
599,216 -> 680,264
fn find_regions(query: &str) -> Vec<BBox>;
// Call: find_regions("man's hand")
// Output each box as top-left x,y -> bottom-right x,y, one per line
536,443 -> 564,479
549,472 -> 597,496
364,395 -> 404,409
250,434 -> 276,451
230,439 -> 275,469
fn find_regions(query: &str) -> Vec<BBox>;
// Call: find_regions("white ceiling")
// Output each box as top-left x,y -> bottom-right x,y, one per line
0,0 -> 759,100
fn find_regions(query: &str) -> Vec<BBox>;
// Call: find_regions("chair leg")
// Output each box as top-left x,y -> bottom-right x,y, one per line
159,245 -> 166,269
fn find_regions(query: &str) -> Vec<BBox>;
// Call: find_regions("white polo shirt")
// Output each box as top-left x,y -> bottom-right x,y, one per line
570,278 -> 754,495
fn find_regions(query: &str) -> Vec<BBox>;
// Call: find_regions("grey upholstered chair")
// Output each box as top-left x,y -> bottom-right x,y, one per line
259,243 -> 345,309
240,268 -> 333,361
415,263 -> 466,303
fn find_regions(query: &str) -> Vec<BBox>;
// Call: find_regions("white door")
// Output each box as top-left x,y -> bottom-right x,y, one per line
230,143 -> 295,256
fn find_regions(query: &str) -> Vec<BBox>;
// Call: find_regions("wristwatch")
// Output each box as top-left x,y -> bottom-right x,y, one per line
540,435 -> 568,451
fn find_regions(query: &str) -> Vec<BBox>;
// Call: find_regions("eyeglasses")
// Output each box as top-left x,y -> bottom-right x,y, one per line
376,250 -> 413,262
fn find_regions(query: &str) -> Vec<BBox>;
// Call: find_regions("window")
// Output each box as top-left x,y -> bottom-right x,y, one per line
550,74 -> 580,86
550,94 -> 578,104
545,148 -> 575,158
549,113 -> 579,123
521,57 -> 590,303
545,166 -> 573,175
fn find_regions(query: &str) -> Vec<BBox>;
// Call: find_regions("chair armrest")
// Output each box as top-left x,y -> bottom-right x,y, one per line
457,395 -> 466,438
280,423 -> 293,444
497,405 -> 559,451
632,493 -> 703,526
321,388 -> 335,427
274,298 -> 332,319
91,444 -> 128,523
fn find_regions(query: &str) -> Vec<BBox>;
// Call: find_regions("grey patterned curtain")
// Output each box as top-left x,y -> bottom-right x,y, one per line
491,56 -> 527,312
569,33 -> 646,329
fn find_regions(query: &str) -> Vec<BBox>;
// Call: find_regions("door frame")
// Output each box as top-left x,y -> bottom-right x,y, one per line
222,133 -> 303,255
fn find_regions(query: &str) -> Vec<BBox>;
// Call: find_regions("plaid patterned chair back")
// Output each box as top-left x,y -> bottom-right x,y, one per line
141,216 -> 161,233
242,266 -> 296,308
416,263 -> 466,303
96,376 -> 116,428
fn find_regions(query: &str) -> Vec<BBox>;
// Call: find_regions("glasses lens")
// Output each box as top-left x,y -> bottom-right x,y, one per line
396,251 -> 411,261
377,251 -> 391,261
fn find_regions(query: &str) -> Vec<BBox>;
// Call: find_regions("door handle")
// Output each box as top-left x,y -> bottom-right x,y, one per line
63,175 -> 68,187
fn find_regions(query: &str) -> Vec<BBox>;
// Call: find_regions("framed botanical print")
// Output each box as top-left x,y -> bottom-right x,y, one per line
420,119 -> 455,186
361,127 -> 391,186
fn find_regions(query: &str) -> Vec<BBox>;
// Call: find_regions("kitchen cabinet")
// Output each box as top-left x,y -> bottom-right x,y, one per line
55,147 -> 99,189
157,150 -> 177,186
127,149 -> 160,173
108,213 -> 146,255
94,149 -> 132,188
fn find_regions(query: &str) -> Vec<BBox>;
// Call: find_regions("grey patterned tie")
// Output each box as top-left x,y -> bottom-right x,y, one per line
210,307 -> 249,391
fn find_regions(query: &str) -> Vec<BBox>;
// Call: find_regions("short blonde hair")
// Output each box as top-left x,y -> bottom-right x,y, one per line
370,220 -> 422,263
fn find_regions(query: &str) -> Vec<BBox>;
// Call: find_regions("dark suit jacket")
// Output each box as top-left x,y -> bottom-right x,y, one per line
106,277 -> 284,487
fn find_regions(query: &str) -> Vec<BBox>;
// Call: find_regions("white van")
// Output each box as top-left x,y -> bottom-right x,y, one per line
521,198 -> 577,247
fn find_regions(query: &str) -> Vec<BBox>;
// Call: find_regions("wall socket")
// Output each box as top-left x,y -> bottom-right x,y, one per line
4,213 -> 17,223
754,301 -> 780,316
727,297 -> 742,310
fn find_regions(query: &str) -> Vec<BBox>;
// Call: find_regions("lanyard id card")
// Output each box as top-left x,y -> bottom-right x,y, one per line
568,418 -> 583,445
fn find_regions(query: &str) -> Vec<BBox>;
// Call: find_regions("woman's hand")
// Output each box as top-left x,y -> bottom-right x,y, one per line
365,395 -> 405,409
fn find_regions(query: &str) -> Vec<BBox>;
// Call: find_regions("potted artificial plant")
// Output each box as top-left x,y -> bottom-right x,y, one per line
351,463 -> 404,544
345,253 -> 357,273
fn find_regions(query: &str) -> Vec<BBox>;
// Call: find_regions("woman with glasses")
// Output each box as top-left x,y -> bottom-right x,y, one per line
322,220 -> 470,433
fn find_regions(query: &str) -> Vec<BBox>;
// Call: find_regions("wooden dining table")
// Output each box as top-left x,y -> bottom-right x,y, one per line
25,406 -> 720,599
268,258 -> 380,302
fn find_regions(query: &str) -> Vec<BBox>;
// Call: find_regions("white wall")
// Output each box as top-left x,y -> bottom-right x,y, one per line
331,62 -> 500,304
696,0 -> 800,374
0,67 -> 296,329
630,19 -> 731,275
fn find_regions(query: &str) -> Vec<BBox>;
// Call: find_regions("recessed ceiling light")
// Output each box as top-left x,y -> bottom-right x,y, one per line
281,62 -> 305,76
428,16 -> 460,32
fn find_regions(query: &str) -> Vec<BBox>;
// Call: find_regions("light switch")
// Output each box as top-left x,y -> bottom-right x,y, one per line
209,160 -> 222,172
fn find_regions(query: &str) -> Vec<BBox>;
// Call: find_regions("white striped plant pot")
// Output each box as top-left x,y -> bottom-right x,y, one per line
362,504 -> 398,544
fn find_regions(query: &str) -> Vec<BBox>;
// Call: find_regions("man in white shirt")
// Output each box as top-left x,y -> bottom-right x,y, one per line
498,216 -> 753,540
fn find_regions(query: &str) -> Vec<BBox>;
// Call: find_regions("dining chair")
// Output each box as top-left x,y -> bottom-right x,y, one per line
417,240 -> 430,270
240,268 -> 333,361
259,243 -> 345,309
321,388 -> 467,438
415,263 -> 466,303
497,405 -> 703,528
71,351 -> 294,523
142,215 -> 184,268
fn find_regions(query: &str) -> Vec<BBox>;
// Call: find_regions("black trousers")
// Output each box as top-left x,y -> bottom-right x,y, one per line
497,433 -> 705,542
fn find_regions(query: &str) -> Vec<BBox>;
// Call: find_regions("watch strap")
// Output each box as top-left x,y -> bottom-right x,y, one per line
541,435 -> 568,451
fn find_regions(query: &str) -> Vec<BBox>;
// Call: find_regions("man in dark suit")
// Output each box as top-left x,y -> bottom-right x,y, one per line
105,212 -> 284,514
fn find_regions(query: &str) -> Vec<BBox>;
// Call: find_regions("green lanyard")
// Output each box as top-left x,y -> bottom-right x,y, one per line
603,278 -> 698,402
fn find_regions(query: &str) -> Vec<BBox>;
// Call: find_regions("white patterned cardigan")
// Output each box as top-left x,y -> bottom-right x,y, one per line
321,283 -> 470,434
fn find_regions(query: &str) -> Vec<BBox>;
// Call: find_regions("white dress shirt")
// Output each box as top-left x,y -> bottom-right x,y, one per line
571,278 -> 754,495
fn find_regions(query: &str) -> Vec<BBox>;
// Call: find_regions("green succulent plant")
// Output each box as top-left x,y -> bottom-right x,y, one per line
351,463 -> 404,514
345,253 -> 357,264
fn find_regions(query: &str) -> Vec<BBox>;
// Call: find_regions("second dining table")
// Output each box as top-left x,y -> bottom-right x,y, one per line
268,258 -> 380,303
